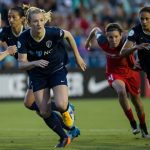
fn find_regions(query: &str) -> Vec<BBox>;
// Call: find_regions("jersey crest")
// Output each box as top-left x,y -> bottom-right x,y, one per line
46,40 -> 52,48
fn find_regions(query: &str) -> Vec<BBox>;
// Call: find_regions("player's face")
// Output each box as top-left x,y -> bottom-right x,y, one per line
8,10 -> 23,28
29,13 -> 45,34
140,12 -> 150,31
106,31 -> 122,48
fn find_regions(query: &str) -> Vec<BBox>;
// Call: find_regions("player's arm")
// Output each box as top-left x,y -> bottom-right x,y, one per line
18,53 -> 49,70
120,40 -> 149,56
85,27 -> 102,50
0,45 -> 16,61
120,40 -> 137,56
63,30 -> 86,71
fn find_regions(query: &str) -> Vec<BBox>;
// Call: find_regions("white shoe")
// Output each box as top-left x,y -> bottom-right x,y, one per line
132,128 -> 140,135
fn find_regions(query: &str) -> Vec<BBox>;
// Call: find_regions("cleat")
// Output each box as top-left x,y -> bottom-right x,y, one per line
67,126 -> 80,141
132,128 -> 140,135
55,137 -> 71,148
62,111 -> 73,128
69,103 -> 75,111
140,123 -> 150,138
62,103 -> 75,128
68,103 -> 75,124
130,120 -> 140,135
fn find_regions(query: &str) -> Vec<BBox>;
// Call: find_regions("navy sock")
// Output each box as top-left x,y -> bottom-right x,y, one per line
43,112 -> 68,138
51,101 -> 58,111
29,102 -> 39,111
55,112 -> 71,131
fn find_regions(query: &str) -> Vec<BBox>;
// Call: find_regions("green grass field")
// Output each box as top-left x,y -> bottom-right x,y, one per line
0,98 -> 150,150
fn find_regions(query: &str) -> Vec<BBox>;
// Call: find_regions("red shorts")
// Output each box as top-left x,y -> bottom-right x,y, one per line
106,70 -> 141,96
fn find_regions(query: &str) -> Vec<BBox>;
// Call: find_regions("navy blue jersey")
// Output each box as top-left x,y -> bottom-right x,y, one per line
127,24 -> 150,72
0,26 -> 24,58
18,26 -> 68,77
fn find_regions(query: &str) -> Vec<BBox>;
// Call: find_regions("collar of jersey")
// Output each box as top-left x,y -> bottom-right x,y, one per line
11,25 -> 24,37
30,28 -> 46,43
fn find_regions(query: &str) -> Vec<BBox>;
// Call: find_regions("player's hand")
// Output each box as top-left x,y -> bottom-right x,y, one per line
33,59 -> 49,68
135,43 -> 149,51
7,45 -> 17,55
76,56 -> 87,71
85,40 -> 91,51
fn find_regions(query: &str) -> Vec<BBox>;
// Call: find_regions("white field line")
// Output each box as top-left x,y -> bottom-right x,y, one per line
0,128 -> 129,132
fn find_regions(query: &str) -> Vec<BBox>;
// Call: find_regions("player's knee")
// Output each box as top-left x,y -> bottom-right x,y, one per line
55,101 -> 68,112
24,100 -> 31,109
117,88 -> 126,97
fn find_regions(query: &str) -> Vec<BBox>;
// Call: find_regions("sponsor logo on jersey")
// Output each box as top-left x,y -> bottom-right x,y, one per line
46,40 -> 52,48
17,41 -> 21,48
36,51 -> 42,57
128,30 -> 134,36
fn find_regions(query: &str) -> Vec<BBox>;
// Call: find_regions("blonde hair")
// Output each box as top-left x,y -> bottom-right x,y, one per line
25,6 -> 52,24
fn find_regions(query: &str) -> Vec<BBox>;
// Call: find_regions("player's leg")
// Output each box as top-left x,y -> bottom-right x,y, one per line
24,86 -> 78,141
25,79 -> 75,127
50,68 -> 75,128
146,71 -> 150,85
130,94 -> 150,138
54,111 -> 80,141
24,89 -> 39,111
53,85 -> 73,128
34,88 -> 70,147
112,79 -> 138,134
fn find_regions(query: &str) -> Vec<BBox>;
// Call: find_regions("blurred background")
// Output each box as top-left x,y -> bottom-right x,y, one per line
0,0 -> 150,99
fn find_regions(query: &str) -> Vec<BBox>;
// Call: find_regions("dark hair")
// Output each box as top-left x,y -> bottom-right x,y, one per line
9,6 -> 25,17
105,23 -> 123,34
139,7 -> 150,14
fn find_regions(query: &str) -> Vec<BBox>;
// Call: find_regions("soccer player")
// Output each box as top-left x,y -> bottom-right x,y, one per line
85,23 -> 149,138
0,6 -> 80,146
120,6 -> 150,85
17,7 -> 86,147
0,13 -> 17,60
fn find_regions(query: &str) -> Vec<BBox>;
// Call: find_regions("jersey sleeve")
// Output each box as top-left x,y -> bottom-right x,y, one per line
0,27 -> 7,42
51,27 -> 64,41
96,31 -> 109,50
17,33 -> 28,54
127,27 -> 137,42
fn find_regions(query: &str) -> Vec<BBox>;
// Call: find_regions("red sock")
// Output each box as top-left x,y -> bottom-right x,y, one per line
138,113 -> 145,125
125,108 -> 135,121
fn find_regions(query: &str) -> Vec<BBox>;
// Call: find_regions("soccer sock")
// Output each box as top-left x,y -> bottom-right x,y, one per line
51,101 -> 58,111
138,113 -> 146,125
43,112 -> 68,138
55,112 -> 71,131
124,108 -> 135,122
28,102 -> 39,112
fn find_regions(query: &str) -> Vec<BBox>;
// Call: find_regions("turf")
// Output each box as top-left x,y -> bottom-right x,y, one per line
0,98 -> 150,150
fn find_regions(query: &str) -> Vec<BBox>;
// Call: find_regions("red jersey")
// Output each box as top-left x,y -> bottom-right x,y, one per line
96,33 -> 135,76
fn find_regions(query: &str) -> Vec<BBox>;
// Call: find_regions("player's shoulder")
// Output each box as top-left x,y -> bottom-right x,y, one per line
97,32 -> 108,44
130,24 -> 142,34
0,26 -> 11,34
45,26 -> 61,32
45,26 -> 64,39
20,28 -> 30,37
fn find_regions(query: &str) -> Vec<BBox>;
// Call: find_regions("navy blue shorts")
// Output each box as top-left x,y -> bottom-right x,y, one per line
27,77 -> 33,89
30,67 -> 68,92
